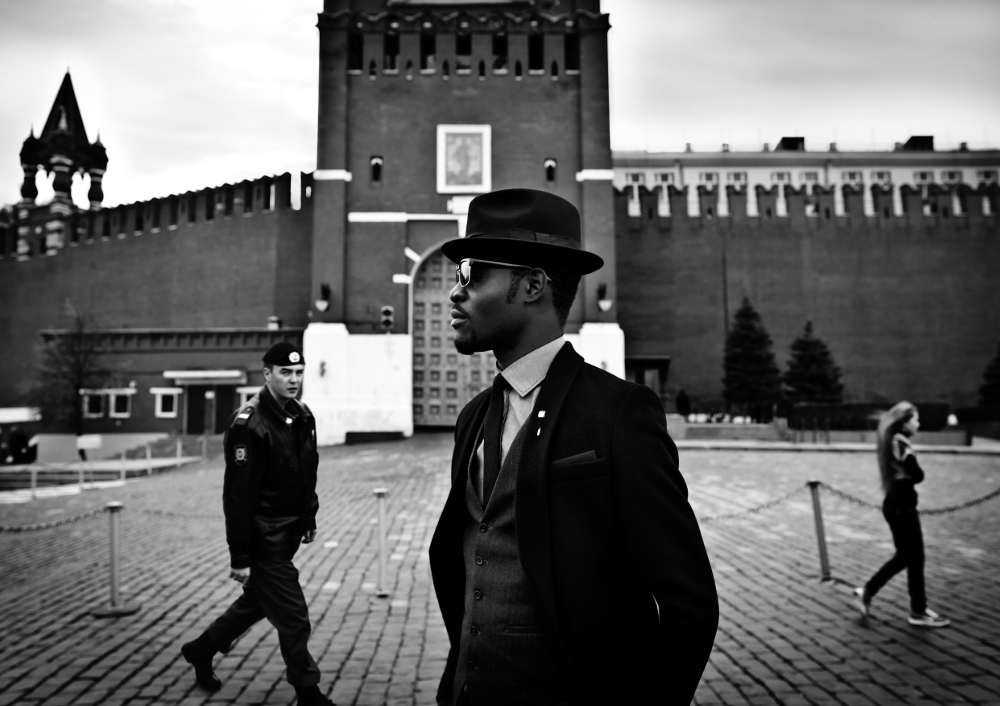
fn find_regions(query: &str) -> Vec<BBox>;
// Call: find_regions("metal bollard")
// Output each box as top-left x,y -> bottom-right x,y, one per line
806,481 -> 831,581
79,463 -> 85,490
120,452 -> 127,483
146,444 -> 152,476
91,502 -> 141,617
201,435 -> 208,458
30,465 -> 37,500
176,438 -> 183,468
373,488 -> 390,597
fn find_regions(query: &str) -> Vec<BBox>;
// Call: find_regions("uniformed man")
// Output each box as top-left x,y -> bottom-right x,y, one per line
181,342 -> 335,706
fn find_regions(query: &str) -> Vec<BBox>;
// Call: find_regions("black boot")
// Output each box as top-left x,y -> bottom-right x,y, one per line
181,632 -> 222,692
295,684 -> 336,706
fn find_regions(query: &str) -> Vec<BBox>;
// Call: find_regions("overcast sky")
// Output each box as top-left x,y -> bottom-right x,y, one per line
2,0 -> 998,207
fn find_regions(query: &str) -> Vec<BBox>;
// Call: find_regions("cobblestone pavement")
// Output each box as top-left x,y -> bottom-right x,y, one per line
1,434 -> 998,706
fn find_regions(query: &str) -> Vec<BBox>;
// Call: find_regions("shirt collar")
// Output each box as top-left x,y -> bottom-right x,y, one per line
497,337 -> 566,398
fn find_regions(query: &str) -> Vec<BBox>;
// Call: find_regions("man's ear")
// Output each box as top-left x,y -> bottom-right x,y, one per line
522,268 -> 549,303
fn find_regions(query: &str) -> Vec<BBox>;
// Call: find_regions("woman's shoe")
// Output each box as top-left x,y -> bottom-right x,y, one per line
852,587 -> 870,618
908,609 -> 951,628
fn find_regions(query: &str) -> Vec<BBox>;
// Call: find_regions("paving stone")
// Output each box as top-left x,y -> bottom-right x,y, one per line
1,440 -> 998,705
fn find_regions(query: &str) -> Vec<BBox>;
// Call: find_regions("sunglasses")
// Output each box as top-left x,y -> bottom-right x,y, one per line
454,258 -> 532,287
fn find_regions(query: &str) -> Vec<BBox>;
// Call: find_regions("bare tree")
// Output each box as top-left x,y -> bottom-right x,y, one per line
19,301 -> 117,443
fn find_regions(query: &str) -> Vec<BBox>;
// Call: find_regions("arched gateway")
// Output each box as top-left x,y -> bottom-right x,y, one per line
411,249 -> 495,427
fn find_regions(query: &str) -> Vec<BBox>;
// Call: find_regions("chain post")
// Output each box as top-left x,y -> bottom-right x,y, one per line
807,481 -> 831,580
373,488 -> 390,598
91,502 -> 140,617
30,465 -> 38,500
146,444 -> 152,476
176,438 -> 183,468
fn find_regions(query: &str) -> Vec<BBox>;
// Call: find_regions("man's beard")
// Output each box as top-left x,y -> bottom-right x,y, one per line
453,329 -> 477,355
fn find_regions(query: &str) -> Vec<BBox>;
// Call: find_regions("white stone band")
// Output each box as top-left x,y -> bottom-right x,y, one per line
314,169 -> 353,181
575,169 -> 616,182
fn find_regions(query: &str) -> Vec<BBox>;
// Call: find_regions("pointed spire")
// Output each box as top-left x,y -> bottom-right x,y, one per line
40,71 -> 89,148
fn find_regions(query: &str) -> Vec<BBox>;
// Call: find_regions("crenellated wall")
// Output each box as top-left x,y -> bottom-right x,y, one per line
615,182 -> 1000,409
0,173 -> 313,406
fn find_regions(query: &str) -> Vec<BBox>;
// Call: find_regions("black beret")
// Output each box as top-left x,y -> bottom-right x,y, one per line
263,342 -> 304,366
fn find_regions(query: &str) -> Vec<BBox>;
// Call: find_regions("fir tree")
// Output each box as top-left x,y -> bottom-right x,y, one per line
978,338 -> 1000,407
722,297 -> 781,419
782,321 -> 845,404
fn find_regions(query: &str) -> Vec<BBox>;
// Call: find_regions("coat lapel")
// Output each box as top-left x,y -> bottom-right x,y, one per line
515,342 -> 584,632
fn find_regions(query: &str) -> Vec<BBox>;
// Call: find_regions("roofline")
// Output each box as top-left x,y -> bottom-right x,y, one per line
612,150 -> 1000,169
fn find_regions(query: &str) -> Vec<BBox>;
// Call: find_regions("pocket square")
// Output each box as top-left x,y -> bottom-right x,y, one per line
550,450 -> 598,468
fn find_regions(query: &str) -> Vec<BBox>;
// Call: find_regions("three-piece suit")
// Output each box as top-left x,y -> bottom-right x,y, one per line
429,342 -> 719,706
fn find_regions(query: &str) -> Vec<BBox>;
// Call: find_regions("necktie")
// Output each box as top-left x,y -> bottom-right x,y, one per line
481,374 -> 510,507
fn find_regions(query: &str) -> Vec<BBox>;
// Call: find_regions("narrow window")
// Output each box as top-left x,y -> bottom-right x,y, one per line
824,207 -> 831,220
405,59 -> 414,80
765,207 -> 772,219
544,158 -> 557,182
188,194 -> 197,223
110,393 -> 131,419
243,182 -> 254,213
528,33 -> 544,72
102,215 -> 111,238
204,190 -> 215,221
370,156 -> 383,183
456,32 -> 472,72
514,60 -> 523,79
564,32 -> 580,72
368,60 -> 377,79
551,60 -> 559,78
169,197 -> 179,226
492,33 -> 508,71
134,209 -> 144,233
384,32 -> 399,72
151,202 -> 161,230
883,207 -> 890,218
442,59 -> 450,79
224,186 -> 234,216
478,60 -> 486,79
347,31 -> 363,72
420,31 -> 436,71
705,207 -> 714,219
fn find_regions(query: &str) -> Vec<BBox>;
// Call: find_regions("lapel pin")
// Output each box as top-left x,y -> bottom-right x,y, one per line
538,410 -> 546,418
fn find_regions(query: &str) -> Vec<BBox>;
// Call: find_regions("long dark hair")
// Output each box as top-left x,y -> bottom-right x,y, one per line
876,401 -> 917,492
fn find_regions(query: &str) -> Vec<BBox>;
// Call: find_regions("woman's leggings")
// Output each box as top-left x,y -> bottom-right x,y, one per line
865,505 -> 926,614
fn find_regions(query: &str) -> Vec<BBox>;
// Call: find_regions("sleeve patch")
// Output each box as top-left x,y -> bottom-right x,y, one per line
234,445 -> 248,464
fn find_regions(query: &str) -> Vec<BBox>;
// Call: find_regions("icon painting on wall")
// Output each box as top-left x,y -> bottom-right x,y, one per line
437,124 -> 491,194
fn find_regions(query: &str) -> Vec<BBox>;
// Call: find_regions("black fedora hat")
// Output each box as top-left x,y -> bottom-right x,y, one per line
441,189 -> 604,275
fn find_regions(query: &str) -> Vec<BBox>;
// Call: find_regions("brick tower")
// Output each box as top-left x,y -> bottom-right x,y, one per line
303,0 -> 621,444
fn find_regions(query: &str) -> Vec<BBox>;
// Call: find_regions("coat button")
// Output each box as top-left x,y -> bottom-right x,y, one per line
479,523 -> 488,533
475,555 -> 484,566
470,625 -> 479,636
474,590 -> 483,600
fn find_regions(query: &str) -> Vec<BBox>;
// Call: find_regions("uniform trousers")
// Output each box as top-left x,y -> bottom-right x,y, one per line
207,515 -> 320,688
865,504 -> 926,614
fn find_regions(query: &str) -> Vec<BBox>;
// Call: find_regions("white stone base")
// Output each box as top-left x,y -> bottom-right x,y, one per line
302,323 -> 413,446
565,322 -> 626,380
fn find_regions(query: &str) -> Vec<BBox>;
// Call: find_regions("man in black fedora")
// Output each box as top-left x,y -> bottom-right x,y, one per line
180,342 -> 335,706
429,188 -> 718,706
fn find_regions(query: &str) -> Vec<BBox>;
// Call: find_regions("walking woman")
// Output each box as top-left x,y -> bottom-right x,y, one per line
853,402 -> 950,627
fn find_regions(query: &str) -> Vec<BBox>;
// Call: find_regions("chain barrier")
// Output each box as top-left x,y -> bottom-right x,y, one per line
135,508 -> 217,521
700,485 -> 809,524
0,508 -> 104,533
815,480 -> 1000,515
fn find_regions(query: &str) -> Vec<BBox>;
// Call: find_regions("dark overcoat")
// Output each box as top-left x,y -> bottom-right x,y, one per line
429,343 -> 719,705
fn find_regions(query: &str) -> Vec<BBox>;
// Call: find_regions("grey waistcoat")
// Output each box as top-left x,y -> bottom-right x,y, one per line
451,422 -> 561,706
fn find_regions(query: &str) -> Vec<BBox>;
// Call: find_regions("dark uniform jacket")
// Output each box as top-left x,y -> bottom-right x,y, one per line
429,343 -> 719,706
222,386 -> 320,569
